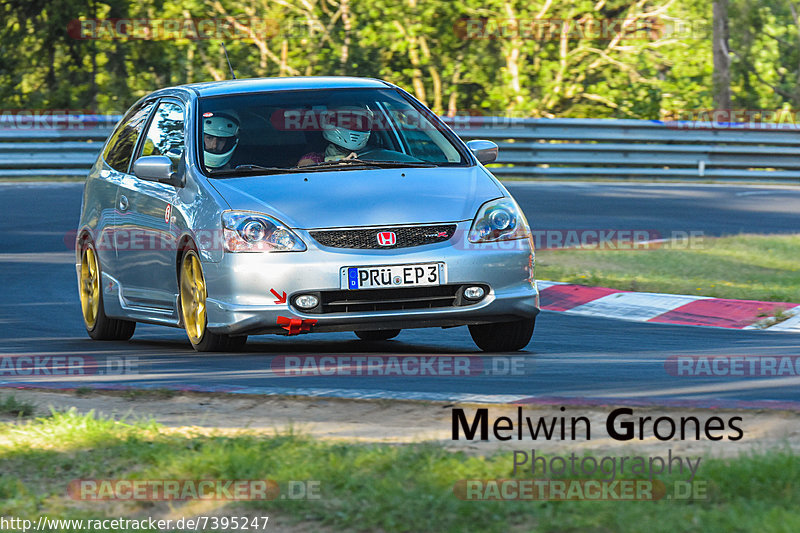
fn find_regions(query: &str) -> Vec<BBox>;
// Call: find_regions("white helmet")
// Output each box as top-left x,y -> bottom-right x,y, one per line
321,106 -> 373,151
203,112 -> 239,168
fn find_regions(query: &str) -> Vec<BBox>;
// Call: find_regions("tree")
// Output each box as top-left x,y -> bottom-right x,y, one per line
1,0 -> 796,119
713,0 -> 731,110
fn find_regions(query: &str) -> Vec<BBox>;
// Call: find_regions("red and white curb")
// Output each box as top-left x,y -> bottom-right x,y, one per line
538,281 -> 800,331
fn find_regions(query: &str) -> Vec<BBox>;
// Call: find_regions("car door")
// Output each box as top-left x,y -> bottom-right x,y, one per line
115,99 -> 185,310
96,100 -> 155,283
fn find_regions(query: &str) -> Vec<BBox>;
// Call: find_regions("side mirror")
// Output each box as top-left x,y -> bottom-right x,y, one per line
133,155 -> 183,187
466,140 -> 498,164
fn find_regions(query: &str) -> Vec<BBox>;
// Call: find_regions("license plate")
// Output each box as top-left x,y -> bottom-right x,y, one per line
341,263 -> 445,290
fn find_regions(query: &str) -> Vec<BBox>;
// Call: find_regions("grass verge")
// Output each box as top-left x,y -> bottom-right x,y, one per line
536,233 -> 800,302
1,409 -> 799,532
0,395 -> 35,418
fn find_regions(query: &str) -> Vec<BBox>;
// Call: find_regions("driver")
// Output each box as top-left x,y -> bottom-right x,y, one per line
203,112 -> 239,169
297,106 -> 374,167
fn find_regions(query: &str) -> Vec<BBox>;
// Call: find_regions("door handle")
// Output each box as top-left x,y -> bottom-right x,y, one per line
118,195 -> 129,211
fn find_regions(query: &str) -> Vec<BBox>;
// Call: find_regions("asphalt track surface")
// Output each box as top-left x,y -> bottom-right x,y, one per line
1,181 -> 799,408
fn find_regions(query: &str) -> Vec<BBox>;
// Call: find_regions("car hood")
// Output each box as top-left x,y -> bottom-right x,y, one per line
208,166 -> 504,229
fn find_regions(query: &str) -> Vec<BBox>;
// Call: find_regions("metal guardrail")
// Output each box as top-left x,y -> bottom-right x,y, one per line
446,117 -> 800,180
2,115 -> 800,180
0,115 -> 119,178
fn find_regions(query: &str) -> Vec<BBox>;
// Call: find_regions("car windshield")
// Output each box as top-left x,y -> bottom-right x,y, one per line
197,88 -> 469,176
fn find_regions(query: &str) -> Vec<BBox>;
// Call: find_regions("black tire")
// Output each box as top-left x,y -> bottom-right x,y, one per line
79,239 -> 136,341
190,331 -> 248,352
355,329 -> 401,341
468,317 -> 535,352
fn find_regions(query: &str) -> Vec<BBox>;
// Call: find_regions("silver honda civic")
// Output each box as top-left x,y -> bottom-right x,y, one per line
76,77 -> 539,352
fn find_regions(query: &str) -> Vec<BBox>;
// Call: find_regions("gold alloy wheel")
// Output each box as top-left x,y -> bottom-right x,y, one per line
180,251 -> 207,345
79,246 -> 100,330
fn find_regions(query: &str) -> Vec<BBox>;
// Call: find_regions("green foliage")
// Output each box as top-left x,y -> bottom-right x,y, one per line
0,395 -> 35,418
729,0 -> 800,111
0,0 -> 795,117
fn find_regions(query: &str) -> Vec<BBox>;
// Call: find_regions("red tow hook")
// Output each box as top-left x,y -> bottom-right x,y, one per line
276,316 -> 318,335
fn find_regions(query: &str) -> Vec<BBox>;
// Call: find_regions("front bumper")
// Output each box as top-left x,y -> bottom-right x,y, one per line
202,223 -> 539,335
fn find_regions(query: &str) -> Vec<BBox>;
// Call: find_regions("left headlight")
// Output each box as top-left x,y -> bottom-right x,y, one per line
222,211 -> 307,252
468,198 -> 530,243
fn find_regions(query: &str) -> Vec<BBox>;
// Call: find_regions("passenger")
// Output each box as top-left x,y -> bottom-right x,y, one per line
297,106 -> 373,167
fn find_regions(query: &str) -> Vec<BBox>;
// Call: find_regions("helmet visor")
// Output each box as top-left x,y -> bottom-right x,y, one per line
204,134 -> 237,155
324,108 -> 373,133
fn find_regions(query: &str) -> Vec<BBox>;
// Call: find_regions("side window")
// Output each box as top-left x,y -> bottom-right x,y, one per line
384,101 -> 456,163
402,128 -> 449,162
138,101 -> 185,170
103,102 -> 154,173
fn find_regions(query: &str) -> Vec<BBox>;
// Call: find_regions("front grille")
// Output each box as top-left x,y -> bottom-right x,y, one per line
309,224 -> 457,249
297,284 -> 487,314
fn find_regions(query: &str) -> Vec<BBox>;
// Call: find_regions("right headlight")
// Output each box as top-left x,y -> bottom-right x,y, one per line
468,198 -> 530,243
222,211 -> 306,252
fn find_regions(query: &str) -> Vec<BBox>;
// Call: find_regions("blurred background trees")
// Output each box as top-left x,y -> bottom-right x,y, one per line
0,0 -> 797,117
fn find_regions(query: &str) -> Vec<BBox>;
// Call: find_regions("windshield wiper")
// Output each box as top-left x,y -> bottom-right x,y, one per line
208,159 -> 439,177
300,158 -> 437,171
207,165 -> 302,177
298,158 -> 381,170
359,159 -> 437,168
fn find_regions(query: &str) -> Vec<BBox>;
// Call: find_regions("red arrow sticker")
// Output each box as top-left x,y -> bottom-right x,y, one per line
277,316 -> 317,335
270,289 -> 287,304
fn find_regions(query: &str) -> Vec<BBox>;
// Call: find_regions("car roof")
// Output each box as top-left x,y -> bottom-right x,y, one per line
179,76 -> 392,98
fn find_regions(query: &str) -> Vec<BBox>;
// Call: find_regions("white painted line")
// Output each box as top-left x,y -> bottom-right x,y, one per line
0,182 -> 84,188
227,386 -> 528,404
0,252 -> 74,264
746,305 -> 800,330
565,291 -> 706,321
764,307 -> 800,332
503,180 -> 800,191
535,280 -> 568,291
735,190 -> 800,196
